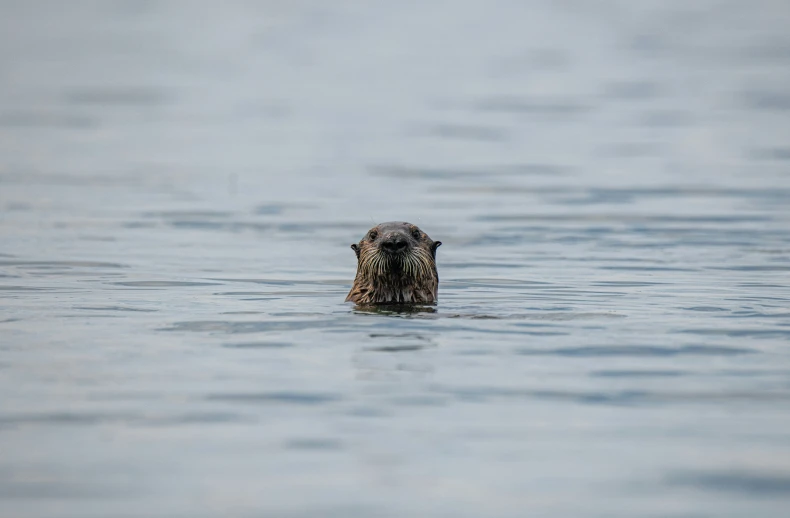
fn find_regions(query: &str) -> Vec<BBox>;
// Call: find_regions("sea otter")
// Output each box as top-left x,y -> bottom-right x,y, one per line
346,222 -> 441,305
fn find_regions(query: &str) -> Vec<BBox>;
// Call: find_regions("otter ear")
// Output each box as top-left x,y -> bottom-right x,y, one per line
431,241 -> 442,259
350,243 -> 360,259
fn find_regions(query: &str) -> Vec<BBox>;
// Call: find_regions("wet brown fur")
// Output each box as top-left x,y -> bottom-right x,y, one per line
346,222 -> 441,305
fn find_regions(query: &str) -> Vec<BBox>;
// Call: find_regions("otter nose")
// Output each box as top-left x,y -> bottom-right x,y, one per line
382,235 -> 408,253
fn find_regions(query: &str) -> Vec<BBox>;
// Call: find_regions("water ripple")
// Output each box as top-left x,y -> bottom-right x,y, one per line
517,345 -> 755,357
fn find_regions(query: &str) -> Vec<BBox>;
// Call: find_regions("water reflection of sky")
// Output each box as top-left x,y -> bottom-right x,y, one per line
1,1 -> 790,517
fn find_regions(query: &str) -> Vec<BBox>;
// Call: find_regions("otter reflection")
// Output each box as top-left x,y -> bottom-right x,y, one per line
346,222 -> 441,305
353,305 -> 438,316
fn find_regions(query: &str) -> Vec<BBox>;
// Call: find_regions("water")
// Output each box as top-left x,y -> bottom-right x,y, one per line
2,1 -> 790,516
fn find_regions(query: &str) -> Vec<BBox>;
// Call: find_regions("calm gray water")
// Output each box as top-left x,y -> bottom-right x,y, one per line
2,1 -> 790,517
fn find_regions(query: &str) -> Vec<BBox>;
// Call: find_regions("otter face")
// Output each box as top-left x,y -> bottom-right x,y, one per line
346,222 -> 441,305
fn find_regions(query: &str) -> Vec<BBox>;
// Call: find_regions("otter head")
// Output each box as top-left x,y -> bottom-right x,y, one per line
346,221 -> 441,305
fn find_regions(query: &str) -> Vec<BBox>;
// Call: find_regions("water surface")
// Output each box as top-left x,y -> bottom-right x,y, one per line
1,1 -> 790,517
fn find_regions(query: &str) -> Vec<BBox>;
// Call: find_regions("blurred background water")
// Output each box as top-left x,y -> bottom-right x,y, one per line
1,1 -> 790,516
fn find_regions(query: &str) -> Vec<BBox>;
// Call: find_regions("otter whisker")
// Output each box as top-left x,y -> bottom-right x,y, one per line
379,254 -> 386,277
415,255 -> 426,277
410,248 -> 431,278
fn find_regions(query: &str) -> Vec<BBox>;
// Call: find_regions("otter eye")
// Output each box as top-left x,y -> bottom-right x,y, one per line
411,228 -> 421,239
368,230 -> 378,241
